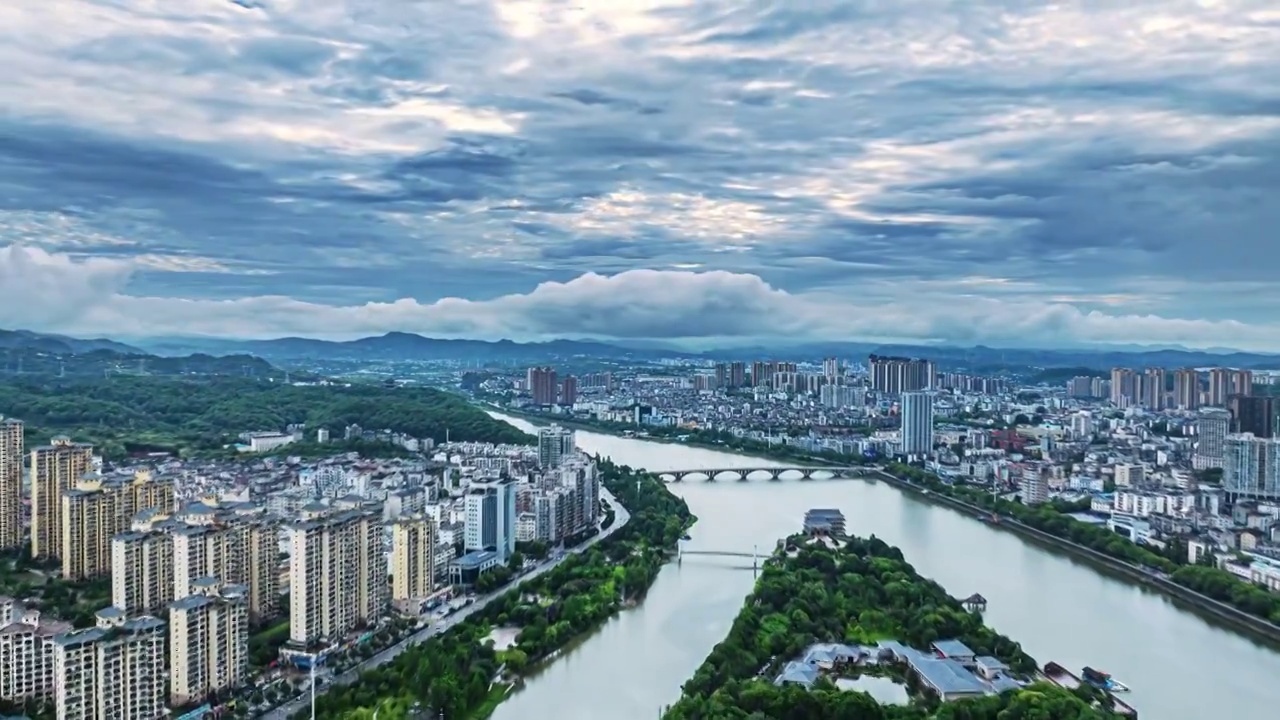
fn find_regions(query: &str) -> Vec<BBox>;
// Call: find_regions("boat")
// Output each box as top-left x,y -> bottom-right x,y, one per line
1082,666 -> 1131,692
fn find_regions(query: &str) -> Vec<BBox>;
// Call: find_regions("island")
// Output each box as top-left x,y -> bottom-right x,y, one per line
662,530 -> 1133,720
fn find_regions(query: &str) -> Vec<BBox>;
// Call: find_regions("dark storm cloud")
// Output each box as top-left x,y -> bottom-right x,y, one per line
3,0 -> 1280,346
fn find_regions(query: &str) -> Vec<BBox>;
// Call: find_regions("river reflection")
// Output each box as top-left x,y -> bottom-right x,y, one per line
486,414 -> 1280,720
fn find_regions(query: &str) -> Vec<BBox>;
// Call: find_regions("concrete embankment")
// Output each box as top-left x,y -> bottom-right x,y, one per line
871,471 -> 1280,646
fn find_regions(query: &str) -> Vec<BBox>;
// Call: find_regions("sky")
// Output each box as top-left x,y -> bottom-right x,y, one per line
2,0 -> 1279,349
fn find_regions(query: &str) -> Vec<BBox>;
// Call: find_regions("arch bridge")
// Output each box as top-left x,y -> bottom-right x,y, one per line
656,466 -> 866,483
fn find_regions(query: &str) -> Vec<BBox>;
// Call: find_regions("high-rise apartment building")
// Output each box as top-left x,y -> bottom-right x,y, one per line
729,361 -> 746,389
1173,369 -> 1200,409
1142,368 -> 1167,410
169,516 -> 280,623
111,530 -> 175,616
1109,368 -> 1138,407
0,599 -> 71,703
168,580 -> 249,707
559,376 -> 578,406
30,436 -> 94,559
526,367 -> 558,405
0,417 -> 22,551
870,356 -> 935,395
391,514 -> 436,602
1223,433 -> 1280,501
822,357 -> 841,379
538,425 -> 575,468
900,392 -> 935,456
1207,368 -> 1252,406
61,471 -> 174,580
1194,408 -> 1231,470
1230,395 -> 1278,438
53,615 -> 166,720
465,477 -> 517,562
1020,465 -> 1049,506
286,506 -> 386,648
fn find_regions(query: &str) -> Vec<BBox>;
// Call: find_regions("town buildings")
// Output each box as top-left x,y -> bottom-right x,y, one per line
391,514 -> 436,605
286,503 -> 386,649
53,615 -> 166,720
30,436 -> 95,560
0,417 -> 22,551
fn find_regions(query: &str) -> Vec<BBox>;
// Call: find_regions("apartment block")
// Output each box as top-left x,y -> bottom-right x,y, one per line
30,436 -> 94,559
0,598 -> 71,702
0,418 -> 23,551
53,615 -> 166,720
111,530 -> 175,616
62,470 -> 175,580
286,506 -> 386,648
391,514 -> 436,603
169,580 -> 249,707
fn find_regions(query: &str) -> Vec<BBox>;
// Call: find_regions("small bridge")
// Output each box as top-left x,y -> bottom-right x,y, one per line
657,466 -> 864,483
677,544 -> 765,574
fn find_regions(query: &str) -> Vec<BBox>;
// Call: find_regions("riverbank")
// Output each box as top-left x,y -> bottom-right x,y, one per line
662,534 -> 1127,720
307,463 -> 693,720
874,467 -> 1280,647
495,406 -> 1280,646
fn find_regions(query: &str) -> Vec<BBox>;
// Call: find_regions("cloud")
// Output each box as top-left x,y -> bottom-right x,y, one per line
1,1 -> 1279,347
7,244 -> 1280,351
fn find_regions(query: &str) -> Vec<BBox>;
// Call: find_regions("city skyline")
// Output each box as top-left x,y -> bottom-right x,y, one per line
2,2 -> 1279,350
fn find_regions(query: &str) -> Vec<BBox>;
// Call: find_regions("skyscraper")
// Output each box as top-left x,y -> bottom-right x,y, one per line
1142,367 -> 1167,410
870,356 -> 934,395
0,417 -> 23,551
168,580 -> 248,707
823,357 -> 841,379
1109,368 -> 1138,407
559,375 -> 578,406
464,477 -> 517,562
1208,368 -> 1231,406
111,530 -> 175,616
30,436 -> 94,559
1223,433 -> 1280,501
61,471 -> 174,581
1173,369 -> 1200,409
286,506 -> 386,648
1230,395 -> 1278,438
53,615 -> 167,720
729,361 -> 746,389
1194,408 -> 1231,470
538,425 -> 575,468
391,514 -> 436,602
900,392 -> 935,456
526,367 -> 558,406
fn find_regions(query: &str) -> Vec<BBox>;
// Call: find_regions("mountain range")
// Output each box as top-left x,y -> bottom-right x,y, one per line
127,331 -> 1280,370
4,328 -> 1280,371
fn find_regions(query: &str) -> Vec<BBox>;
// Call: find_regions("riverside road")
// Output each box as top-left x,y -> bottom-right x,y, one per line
258,487 -> 631,720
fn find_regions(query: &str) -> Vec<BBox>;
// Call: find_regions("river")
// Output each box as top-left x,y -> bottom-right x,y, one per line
488,413 -> 1280,720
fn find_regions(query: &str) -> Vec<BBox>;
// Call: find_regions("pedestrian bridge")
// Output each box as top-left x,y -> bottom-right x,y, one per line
656,466 -> 866,483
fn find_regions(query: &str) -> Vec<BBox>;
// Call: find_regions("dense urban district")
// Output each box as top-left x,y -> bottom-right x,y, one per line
3,331 -> 1280,720
482,356 -> 1280,633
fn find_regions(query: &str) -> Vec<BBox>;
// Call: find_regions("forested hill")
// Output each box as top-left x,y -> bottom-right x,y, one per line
0,376 -> 531,458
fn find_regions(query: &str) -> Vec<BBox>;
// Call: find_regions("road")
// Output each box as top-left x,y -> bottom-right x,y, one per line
258,487 -> 631,720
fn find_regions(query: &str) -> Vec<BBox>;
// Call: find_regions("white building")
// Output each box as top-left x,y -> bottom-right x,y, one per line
1020,466 -> 1049,506
1112,490 -> 1195,518
538,425 -> 576,468
1224,433 -> 1280,501
1194,409 -> 1231,470
900,392 -> 935,456
246,432 -> 295,454
464,477 -> 517,562
53,615 -> 166,720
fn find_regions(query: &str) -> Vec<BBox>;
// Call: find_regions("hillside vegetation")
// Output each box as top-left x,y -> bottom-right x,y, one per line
0,376 -> 531,457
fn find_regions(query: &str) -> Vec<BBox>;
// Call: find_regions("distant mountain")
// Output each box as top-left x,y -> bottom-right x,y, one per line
0,329 -> 144,355
0,330 -> 280,379
138,332 -> 690,363
55,329 -> 1280,371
